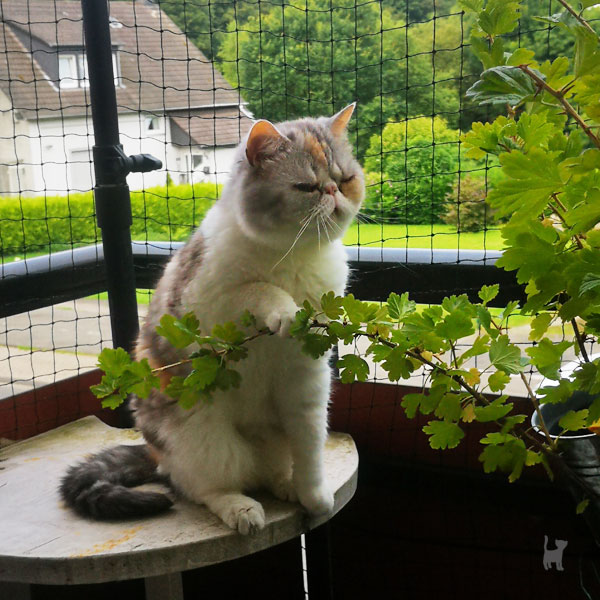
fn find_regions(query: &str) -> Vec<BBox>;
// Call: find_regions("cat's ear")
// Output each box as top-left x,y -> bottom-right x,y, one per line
245,120 -> 288,166
329,103 -> 356,137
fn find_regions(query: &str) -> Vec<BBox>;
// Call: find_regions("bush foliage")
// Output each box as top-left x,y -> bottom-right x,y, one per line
442,176 -> 494,232
0,183 -> 220,256
363,116 -> 460,224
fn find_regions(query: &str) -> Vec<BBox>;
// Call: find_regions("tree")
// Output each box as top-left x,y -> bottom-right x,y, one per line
363,116 -> 460,223
217,0 -> 409,158
161,0 -> 278,60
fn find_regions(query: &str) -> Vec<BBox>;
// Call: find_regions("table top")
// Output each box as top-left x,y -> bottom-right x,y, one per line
0,416 -> 358,585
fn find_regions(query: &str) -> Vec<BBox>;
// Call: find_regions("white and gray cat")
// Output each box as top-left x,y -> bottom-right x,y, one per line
60,104 -> 365,534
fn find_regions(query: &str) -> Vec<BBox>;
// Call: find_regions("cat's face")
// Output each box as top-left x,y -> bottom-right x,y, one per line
236,105 -> 364,249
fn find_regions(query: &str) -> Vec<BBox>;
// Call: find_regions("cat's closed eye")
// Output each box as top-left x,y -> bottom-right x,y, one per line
341,175 -> 355,184
294,182 -> 319,193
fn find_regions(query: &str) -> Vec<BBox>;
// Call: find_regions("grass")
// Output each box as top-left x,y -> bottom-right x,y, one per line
343,223 -> 504,251
2,224 -> 505,264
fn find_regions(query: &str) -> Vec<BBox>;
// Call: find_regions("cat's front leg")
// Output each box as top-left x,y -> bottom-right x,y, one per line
277,368 -> 334,516
219,282 -> 298,337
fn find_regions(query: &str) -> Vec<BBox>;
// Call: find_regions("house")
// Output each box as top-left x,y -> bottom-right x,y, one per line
0,0 -> 254,196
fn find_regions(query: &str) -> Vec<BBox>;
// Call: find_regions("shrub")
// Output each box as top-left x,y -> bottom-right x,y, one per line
0,182 -> 220,257
363,116 -> 460,224
442,176 -> 494,232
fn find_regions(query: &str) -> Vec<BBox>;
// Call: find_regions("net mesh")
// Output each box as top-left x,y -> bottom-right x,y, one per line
0,1 -> 588,436
2,1 -> 600,595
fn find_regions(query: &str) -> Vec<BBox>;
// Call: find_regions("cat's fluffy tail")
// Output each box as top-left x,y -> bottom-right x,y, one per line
60,444 -> 173,519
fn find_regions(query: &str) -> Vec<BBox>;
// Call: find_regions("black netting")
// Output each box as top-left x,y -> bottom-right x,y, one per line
2,1 -> 600,597
0,0 -> 581,440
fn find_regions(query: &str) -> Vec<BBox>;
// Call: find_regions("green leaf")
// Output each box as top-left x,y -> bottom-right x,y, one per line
529,313 -> 553,341
187,355 -> 221,390
488,370 -> 511,392
97,347 -> 133,377
289,304 -> 313,337
577,499 -> 590,515
164,376 -> 199,409
458,0 -> 484,12
367,343 -> 393,363
156,314 -> 197,349
500,414 -> 527,434
477,0 -> 521,37
101,394 -> 127,410
479,434 -> 527,481
488,149 -> 563,221
460,116 -> 516,159
474,397 -> 513,422
516,113 -> 555,151
320,291 -> 344,320
435,311 -> 475,341
387,292 -> 416,320
423,421 -> 465,450
465,65 -> 538,106
301,333 -> 334,358
212,321 -> 245,345
337,354 -> 370,383
214,368 -> 242,391
489,335 -> 526,374
525,339 -> 572,380
434,394 -> 464,421
458,335 -> 490,365
381,347 -> 415,381
579,273 -> 600,296
573,361 -> 600,395
537,379 -> 576,404
478,284 -> 499,305
327,321 -> 361,344
402,393 -> 425,419
240,310 -> 257,328
559,409 -> 589,432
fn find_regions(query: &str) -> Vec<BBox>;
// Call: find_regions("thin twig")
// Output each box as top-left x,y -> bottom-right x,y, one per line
556,0 -> 598,37
571,317 -> 590,362
518,64 -> 600,150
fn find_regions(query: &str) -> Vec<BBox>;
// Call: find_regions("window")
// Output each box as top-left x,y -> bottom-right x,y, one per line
145,116 -> 162,131
58,52 -> 119,89
58,54 -> 78,89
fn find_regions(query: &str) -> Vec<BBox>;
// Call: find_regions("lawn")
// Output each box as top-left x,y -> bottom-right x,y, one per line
343,223 -> 504,251
2,223 -> 505,263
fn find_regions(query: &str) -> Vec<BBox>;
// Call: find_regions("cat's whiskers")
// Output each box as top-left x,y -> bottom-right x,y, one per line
270,206 -> 319,270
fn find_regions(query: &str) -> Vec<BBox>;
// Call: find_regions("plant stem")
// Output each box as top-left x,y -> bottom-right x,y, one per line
549,195 -> 585,250
556,0 -> 598,37
518,65 -> 600,150
571,317 -> 590,362
519,372 -> 557,450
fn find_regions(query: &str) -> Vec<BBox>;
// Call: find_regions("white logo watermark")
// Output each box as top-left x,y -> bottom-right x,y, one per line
543,535 -> 568,571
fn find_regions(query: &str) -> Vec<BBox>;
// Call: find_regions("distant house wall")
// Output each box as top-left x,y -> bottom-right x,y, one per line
0,89 -> 34,195
21,112 -> 239,195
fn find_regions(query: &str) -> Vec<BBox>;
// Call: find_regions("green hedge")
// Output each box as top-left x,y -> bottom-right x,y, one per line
0,183 -> 220,257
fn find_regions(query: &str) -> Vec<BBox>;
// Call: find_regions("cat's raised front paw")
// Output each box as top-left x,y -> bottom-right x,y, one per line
298,484 -> 334,516
265,305 -> 298,337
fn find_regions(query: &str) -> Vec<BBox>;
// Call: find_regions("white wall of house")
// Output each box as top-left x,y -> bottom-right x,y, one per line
22,112 -> 237,196
0,89 -> 35,196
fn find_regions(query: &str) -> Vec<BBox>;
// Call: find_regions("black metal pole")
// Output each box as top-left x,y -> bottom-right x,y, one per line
80,0 -> 139,354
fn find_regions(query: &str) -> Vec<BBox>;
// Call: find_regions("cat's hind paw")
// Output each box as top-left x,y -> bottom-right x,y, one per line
223,497 -> 266,535
270,476 -> 298,503
298,484 -> 334,516
204,492 -> 266,535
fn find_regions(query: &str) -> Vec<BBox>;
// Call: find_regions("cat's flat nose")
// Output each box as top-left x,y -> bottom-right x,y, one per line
324,182 -> 338,196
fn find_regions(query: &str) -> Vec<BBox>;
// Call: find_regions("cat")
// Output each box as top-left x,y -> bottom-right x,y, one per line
60,104 -> 365,534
